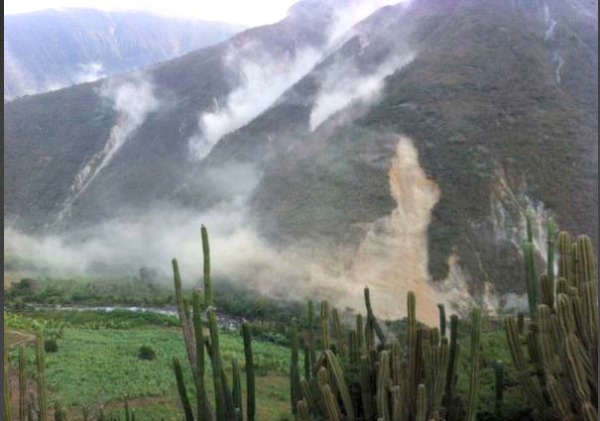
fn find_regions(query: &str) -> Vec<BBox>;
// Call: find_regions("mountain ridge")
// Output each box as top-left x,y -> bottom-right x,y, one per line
4,8 -> 245,100
4,0 -> 598,315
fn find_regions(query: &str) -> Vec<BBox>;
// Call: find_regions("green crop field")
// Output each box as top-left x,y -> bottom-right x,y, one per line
6,322 -> 295,420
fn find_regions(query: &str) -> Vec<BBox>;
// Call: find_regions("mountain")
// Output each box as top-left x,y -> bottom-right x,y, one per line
4,8 -> 244,100
4,0 -> 598,320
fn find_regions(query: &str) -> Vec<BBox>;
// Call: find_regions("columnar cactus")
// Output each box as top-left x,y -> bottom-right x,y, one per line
321,300 -> 331,352
19,347 -> 27,421
332,309 -> 346,358
173,357 -> 194,421
172,258 -> 196,372
416,384 -> 427,421
290,321 -> 302,414
295,288 -> 482,421
307,300 -> 317,366
506,231 -> 598,420
466,308 -> 481,421
192,290 -> 206,421
443,314 -> 460,414
207,309 -> 234,421
242,322 -> 255,421
4,344 -> 12,421
201,225 -> 213,307
231,359 -> 242,421
493,360 -> 504,418
172,225 -> 264,421
364,287 -> 386,347
522,241 -> 538,320
438,304 -> 447,337
36,329 -> 48,421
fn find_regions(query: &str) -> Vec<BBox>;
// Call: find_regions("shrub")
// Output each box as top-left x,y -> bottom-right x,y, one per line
138,345 -> 156,361
44,338 -> 59,353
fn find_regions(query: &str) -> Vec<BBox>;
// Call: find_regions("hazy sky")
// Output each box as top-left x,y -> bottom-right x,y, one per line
3,0 -> 300,26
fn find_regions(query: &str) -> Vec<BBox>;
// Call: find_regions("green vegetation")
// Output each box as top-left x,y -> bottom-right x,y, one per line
5,326 -> 292,419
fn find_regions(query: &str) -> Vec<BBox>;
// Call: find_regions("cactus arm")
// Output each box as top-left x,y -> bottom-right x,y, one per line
325,350 -> 355,421
172,258 -> 197,370
364,288 -> 386,347
172,357 -> 194,421
437,304 -> 446,337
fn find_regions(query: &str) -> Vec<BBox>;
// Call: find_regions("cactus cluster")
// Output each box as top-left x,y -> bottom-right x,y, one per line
293,288 -> 482,420
505,222 -> 598,420
171,226 -> 256,421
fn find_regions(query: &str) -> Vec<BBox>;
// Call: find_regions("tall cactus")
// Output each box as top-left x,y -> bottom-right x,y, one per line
307,300 -> 317,367
172,258 -> 197,372
231,359 -> 243,421
547,217 -> 557,280
406,291 -> 419,415
466,308 -> 481,421
493,361 -> 504,418
376,350 -> 391,421
207,309 -> 234,421
523,241 -> 538,320
173,357 -> 194,421
506,230 -> 598,420
443,314 -> 461,417
325,350 -> 355,421
364,287 -> 386,347
321,301 -> 331,352
290,320 -> 302,414
36,329 -> 48,421
438,304 -> 447,337
201,225 -> 213,307
242,322 -> 255,421
295,288 -> 485,421
332,309 -> 346,358
416,384 -> 427,421
4,343 -> 12,421
558,231 -> 572,283
192,290 -> 206,421
19,347 -> 27,421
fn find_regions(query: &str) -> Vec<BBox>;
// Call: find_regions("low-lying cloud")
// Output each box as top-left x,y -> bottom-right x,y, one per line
73,62 -> 106,84
310,52 -> 414,130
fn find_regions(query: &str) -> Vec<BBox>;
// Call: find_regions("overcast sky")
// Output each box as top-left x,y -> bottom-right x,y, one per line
3,0 -> 300,26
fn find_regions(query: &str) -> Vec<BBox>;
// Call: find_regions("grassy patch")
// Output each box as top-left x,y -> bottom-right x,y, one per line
8,326 -> 293,419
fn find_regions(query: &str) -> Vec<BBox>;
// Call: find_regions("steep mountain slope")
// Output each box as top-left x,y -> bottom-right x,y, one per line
4,8 -> 243,99
248,0 -> 598,298
4,1 -> 338,231
4,0 -> 597,314
5,0 -> 401,233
